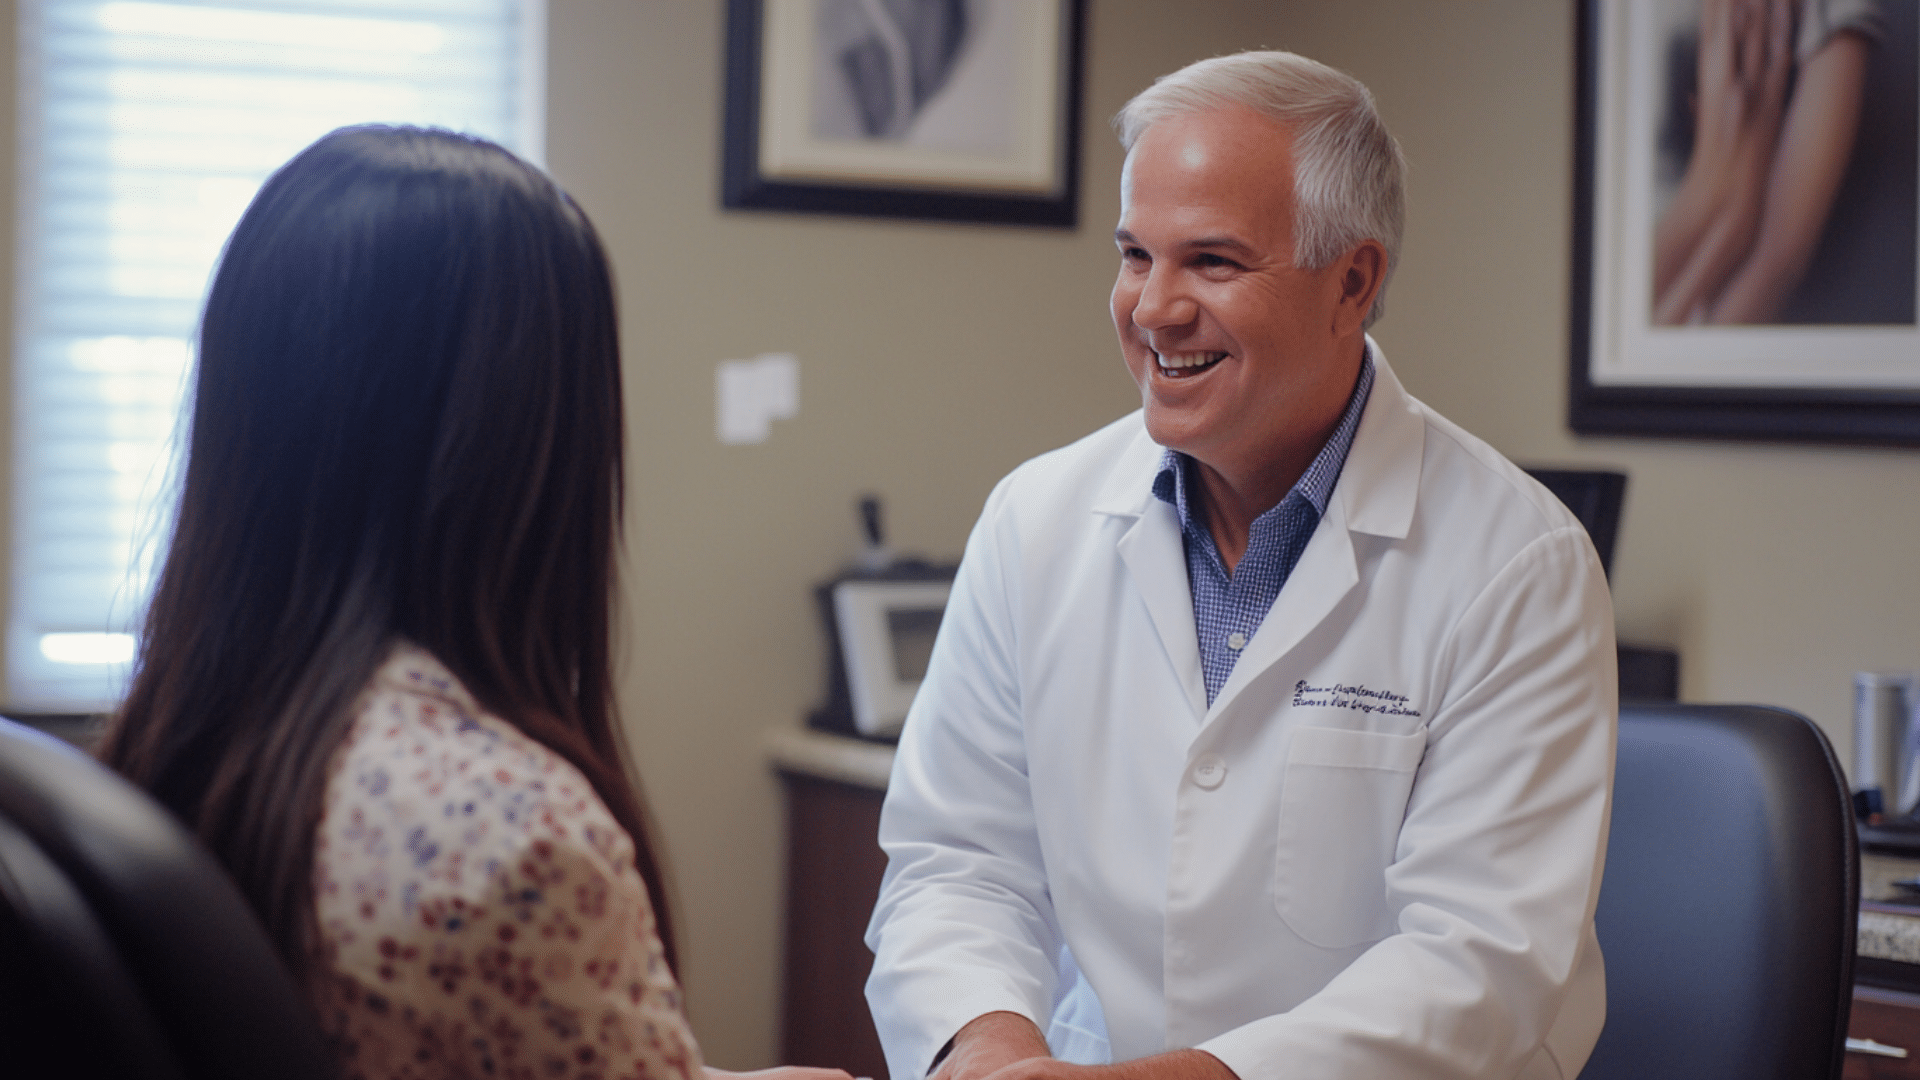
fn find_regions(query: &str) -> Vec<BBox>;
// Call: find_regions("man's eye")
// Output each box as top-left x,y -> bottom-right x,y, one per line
1195,253 -> 1235,269
1120,246 -> 1148,261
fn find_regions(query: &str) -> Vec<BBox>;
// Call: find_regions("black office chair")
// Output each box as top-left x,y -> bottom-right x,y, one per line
1581,704 -> 1857,1080
0,717 -> 337,1079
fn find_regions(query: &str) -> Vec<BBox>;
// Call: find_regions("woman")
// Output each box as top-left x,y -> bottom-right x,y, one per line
97,126 -> 849,1080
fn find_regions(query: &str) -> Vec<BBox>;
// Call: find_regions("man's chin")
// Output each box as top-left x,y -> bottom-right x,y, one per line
1142,408 -> 1215,457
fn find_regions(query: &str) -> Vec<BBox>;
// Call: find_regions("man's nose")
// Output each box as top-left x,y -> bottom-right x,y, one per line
1131,268 -> 1196,329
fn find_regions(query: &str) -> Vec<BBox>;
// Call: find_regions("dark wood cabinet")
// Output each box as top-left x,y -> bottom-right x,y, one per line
1848,986 -> 1920,1080
779,771 -> 891,1080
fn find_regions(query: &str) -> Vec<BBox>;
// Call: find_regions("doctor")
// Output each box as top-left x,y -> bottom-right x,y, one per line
865,50 -> 1616,1080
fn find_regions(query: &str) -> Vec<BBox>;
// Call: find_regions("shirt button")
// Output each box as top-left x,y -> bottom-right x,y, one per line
1226,632 -> 1247,651
1192,754 -> 1226,790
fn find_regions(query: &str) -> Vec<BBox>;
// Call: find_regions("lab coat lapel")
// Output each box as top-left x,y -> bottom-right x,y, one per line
1206,343 -> 1425,720
1094,425 -> 1209,723
1205,505 -> 1359,720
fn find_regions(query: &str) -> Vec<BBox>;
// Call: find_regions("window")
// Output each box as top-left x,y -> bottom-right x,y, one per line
11,0 -> 543,710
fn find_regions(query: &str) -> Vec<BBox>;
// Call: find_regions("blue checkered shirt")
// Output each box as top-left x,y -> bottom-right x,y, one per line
1152,353 -> 1375,705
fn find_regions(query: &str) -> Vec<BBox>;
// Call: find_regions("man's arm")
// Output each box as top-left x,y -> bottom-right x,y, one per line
1653,0 -> 1794,324
937,1014 -> 1237,1080
930,1012 -> 1049,1080
865,477 -> 1068,1080
1707,29 -> 1871,323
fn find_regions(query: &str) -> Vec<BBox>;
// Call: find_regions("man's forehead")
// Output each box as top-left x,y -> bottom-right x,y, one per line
1123,109 -> 1291,193
1128,106 -> 1294,169
1117,108 -> 1294,244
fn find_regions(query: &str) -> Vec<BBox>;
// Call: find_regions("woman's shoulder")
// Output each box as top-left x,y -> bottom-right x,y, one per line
313,644 -> 694,1080
350,641 -> 586,791
315,642 -> 638,932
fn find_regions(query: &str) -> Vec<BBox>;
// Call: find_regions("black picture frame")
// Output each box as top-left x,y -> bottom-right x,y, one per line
1569,0 -> 1920,446
721,0 -> 1085,228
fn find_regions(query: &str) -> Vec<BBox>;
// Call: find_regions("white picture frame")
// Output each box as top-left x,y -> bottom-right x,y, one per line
721,0 -> 1085,227
1571,0 -> 1920,444
831,578 -> 950,738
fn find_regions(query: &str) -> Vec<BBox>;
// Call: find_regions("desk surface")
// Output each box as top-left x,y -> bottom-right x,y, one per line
766,727 -> 895,791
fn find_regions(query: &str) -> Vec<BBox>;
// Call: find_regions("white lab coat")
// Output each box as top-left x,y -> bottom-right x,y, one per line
865,347 -> 1616,1080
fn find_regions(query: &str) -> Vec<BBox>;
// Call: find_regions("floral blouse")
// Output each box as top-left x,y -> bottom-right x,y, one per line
314,643 -> 701,1080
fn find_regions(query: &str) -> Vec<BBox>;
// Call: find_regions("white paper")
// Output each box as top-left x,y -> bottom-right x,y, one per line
716,353 -> 800,444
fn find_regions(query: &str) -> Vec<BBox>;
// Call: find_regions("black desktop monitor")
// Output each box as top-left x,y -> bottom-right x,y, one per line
1523,468 -> 1676,701
1524,469 -> 1627,580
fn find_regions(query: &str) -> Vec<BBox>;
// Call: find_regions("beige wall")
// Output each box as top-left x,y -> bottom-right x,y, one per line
549,0 -> 1920,1066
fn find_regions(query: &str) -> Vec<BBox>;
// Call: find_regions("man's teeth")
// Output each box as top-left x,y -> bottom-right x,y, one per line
1158,351 -> 1227,369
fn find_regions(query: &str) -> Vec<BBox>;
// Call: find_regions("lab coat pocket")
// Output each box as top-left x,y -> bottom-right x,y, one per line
1273,725 -> 1426,948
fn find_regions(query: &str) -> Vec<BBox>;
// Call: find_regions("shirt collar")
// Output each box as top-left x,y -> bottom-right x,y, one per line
1151,348 -> 1377,527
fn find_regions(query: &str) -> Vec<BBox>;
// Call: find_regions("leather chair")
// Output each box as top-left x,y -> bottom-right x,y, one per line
0,717 -> 336,1079
1581,704 -> 1857,1080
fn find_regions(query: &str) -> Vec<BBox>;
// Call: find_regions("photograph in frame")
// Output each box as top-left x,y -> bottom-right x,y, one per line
1571,0 -> 1920,444
721,0 -> 1086,227
830,578 -> 951,740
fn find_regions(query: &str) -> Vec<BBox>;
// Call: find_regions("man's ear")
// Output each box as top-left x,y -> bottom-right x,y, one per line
1332,240 -> 1388,334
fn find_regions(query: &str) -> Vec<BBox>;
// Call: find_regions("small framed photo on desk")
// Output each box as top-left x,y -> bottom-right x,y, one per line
831,578 -> 950,739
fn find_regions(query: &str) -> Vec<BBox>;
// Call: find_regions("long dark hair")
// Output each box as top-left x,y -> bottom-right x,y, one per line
95,125 -> 676,990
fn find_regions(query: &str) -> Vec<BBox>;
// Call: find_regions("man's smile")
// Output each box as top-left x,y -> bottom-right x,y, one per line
1156,350 -> 1229,377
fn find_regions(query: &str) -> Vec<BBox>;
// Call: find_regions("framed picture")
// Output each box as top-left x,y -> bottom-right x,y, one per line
1571,0 -> 1920,445
828,578 -> 951,739
721,0 -> 1086,228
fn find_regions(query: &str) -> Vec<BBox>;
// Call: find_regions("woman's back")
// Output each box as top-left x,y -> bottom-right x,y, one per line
316,643 -> 696,1079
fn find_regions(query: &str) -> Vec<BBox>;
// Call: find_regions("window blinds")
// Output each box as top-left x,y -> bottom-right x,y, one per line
12,0 -> 540,711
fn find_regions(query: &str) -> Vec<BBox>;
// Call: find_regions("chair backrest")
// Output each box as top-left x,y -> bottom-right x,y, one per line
0,717 -> 337,1080
1581,704 -> 1857,1080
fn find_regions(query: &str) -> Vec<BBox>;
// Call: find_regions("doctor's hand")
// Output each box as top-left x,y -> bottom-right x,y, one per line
933,1013 -> 1239,1080
977,1050 -> 1238,1080
706,1067 -> 858,1080
931,1012 -> 1051,1080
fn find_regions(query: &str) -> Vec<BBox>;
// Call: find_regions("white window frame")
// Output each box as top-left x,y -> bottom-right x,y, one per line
10,0 -> 546,713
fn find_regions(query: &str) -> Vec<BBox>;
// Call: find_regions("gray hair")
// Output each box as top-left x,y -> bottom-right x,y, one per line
1114,51 -> 1406,328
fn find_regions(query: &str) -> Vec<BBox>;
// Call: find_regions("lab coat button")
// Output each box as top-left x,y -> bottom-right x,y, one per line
1192,755 -> 1226,789
1227,632 -> 1247,651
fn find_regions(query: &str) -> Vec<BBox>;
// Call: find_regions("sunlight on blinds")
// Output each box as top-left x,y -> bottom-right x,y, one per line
12,0 -> 539,710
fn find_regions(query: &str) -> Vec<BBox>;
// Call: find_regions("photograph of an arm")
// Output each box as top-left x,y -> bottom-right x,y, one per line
1653,0 -> 1876,325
